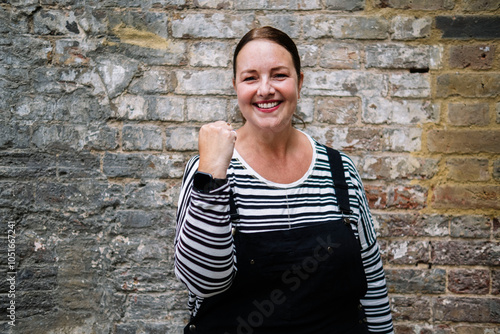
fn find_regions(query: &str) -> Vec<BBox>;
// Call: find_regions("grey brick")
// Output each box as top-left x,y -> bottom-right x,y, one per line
128,69 -> 172,94
302,15 -> 389,39
103,153 -> 187,179
256,14 -> 301,39
187,97 -> 228,122
366,44 -> 439,69
95,55 -> 139,99
234,0 -> 321,10
382,127 -> 422,152
148,96 -> 185,122
302,70 -> 387,98
363,98 -> 438,125
124,182 -> 171,209
122,125 -> 163,151
165,126 -> 199,151
388,73 -> 431,98
32,124 -> 87,152
392,16 -> 432,40
174,69 -> 234,95
172,13 -> 254,38
34,10 -> 80,35
324,0 -> 364,11
189,41 -> 233,67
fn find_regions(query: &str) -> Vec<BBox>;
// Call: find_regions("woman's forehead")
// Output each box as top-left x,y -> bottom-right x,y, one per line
235,39 -> 294,72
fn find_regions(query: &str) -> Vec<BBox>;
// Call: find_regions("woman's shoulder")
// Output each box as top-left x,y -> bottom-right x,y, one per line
309,136 -> 357,170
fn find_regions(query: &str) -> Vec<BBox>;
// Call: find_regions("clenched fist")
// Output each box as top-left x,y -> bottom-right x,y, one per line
198,121 -> 237,179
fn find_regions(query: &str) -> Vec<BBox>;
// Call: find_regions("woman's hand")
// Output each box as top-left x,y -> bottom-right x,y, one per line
198,121 -> 237,179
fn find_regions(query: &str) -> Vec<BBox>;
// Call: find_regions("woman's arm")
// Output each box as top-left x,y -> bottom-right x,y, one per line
343,155 -> 394,334
174,156 -> 236,298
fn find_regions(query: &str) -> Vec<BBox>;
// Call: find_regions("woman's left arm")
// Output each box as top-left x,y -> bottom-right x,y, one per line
344,156 -> 394,334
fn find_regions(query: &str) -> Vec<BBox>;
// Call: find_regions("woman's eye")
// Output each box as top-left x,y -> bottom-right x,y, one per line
243,76 -> 256,82
275,73 -> 288,79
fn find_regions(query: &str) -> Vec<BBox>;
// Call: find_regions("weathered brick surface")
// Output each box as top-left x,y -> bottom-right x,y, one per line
374,0 -> 455,10
433,297 -> 500,323
449,44 -> 496,70
446,158 -> 490,182
391,16 -> 432,40
437,73 -> 500,98
448,103 -> 490,126
428,130 -> 500,153
448,269 -> 490,295
463,0 -> 500,11
432,241 -> 500,266
436,16 -> 500,39
1,1 -> 499,332
390,296 -> 432,321
432,185 -> 500,210
386,269 -> 446,294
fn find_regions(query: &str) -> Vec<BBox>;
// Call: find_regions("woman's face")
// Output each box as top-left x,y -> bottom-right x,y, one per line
233,39 -> 303,133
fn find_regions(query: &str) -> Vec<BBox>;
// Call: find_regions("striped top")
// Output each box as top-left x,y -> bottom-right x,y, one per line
175,133 -> 394,334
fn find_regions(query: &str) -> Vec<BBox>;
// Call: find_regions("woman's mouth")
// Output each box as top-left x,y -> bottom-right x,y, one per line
254,101 -> 281,112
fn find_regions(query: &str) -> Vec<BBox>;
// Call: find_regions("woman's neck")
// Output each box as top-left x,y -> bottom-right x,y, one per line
235,123 -> 298,159
234,124 -> 313,184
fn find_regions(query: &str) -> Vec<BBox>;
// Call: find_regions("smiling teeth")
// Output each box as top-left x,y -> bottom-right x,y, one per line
257,102 -> 279,109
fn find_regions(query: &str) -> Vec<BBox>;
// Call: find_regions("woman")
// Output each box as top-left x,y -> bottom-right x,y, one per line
175,26 -> 394,334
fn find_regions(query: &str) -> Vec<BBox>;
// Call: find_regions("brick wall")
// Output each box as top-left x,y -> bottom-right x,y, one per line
0,0 -> 499,333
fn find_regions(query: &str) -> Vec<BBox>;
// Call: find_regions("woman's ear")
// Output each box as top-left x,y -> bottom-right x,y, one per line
297,72 -> 304,99
233,78 -> 236,91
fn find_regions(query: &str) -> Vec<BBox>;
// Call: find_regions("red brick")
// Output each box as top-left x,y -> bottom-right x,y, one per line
432,185 -> 500,210
390,185 -> 427,209
427,130 -> 500,153
449,45 -> 495,70
390,296 -> 431,321
448,269 -> 490,295
431,241 -> 500,266
494,217 -> 500,239
492,269 -> 500,295
447,103 -> 490,126
436,73 -> 500,98
364,185 -> 388,209
433,297 -> 500,323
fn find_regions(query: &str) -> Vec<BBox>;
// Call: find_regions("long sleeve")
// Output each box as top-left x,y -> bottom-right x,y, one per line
343,155 -> 394,334
174,156 -> 236,297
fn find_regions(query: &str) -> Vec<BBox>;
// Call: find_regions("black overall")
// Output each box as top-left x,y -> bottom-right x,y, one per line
185,147 -> 369,334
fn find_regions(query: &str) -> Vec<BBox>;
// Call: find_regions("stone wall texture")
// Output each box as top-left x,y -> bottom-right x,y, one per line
0,0 -> 499,333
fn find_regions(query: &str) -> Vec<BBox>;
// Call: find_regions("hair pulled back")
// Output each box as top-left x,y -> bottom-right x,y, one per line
233,26 -> 301,79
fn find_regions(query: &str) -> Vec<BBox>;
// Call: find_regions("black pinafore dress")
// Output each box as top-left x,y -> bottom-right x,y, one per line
185,147 -> 369,334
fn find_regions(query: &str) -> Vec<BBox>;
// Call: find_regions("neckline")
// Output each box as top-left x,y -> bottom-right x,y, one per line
232,131 -> 317,189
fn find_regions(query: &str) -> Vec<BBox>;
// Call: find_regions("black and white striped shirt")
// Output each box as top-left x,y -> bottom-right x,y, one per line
175,134 -> 394,333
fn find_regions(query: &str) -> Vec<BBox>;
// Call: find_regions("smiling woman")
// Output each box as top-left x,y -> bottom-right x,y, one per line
174,26 -> 394,334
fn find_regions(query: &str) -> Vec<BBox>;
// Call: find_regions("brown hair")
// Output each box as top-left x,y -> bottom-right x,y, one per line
232,26 -> 305,127
233,26 -> 301,79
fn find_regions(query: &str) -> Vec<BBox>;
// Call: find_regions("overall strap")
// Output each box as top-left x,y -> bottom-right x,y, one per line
230,146 -> 352,222
229,191 -> 239,222
325,146 -> 352,217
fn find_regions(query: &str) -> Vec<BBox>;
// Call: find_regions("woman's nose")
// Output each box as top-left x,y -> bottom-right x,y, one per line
257,78 -> 275,96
